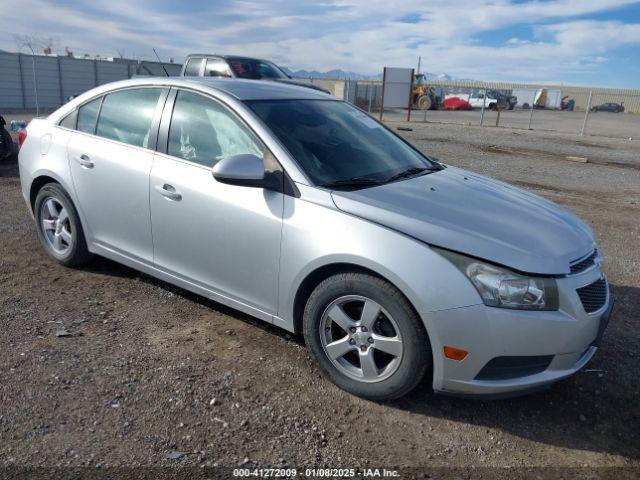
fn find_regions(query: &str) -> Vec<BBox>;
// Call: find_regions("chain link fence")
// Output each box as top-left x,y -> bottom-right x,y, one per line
322,79 -> 640,140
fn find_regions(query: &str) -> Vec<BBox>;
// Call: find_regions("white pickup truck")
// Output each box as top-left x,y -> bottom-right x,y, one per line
445,92 -> 499,110
467,92 -> 499,109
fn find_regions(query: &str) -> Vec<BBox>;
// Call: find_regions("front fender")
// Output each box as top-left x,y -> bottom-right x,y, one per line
276,191 -> 481,332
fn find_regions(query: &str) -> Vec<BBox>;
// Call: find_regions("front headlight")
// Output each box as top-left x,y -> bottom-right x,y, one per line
436,248 -> 559,311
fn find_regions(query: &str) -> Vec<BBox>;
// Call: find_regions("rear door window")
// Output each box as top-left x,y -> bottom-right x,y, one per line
77,98 -> 102,134
95,88 -> 162,148
183,57 -> 203,76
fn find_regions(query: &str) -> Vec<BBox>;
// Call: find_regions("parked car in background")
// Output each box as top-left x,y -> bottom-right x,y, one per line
487,90 -> 517,110
19,77 -> 612,400
0,116 -> 14,160
591,102 -> 625,113
180,54 -> 331,94
467,92 -> 499,110
442,96 -> 472,110
561,96 -> 575,111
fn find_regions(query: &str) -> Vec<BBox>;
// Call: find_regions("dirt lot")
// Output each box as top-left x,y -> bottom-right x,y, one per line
382,107 -> 640,139
0,120 -> 639,476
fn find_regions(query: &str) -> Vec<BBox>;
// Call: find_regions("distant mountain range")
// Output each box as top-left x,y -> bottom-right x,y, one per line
281,67 -> 454,81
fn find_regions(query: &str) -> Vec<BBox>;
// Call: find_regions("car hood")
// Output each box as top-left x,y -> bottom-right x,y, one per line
331,166 -> 595,275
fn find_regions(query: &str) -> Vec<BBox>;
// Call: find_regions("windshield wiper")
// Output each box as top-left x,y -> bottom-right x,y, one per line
321,176 -> 383,189
385,166 -> 436,183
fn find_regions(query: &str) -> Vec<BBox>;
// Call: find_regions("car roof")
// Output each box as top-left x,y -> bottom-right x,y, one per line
182,77 -> 332,101
68,76 -> 333,102
49,77 -> 336,127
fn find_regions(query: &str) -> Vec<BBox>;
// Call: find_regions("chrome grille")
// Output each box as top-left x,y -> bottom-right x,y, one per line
570,249 -> 598,274
576,278 -> 607,314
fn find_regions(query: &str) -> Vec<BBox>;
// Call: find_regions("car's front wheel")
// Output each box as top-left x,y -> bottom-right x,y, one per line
303,273 -> 431,400
34,183 -> 93,267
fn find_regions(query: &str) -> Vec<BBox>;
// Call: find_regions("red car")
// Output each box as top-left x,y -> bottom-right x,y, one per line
442,97 -> 472,110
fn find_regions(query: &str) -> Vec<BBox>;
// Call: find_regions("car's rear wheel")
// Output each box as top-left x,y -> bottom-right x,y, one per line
34,183 -> 93,267
303,273 -> 431,400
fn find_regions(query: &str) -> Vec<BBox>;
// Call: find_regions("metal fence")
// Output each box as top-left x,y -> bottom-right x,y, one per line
329,78 -> 640,140
0,51 -> 180,113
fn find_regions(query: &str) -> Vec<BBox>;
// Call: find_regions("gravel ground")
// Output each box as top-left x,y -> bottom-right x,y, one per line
0,121 -> 639,476
381,108 -> 640,139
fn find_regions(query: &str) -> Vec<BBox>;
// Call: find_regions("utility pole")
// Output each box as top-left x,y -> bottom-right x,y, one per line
14,35 -> 41,115
25,43 -> 39,116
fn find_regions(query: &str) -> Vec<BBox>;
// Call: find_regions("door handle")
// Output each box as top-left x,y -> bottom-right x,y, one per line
155,184 -> 182,201
74,154 -> 94,168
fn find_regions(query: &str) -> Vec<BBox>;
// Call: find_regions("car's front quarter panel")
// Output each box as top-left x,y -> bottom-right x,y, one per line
276,183 -> 483,333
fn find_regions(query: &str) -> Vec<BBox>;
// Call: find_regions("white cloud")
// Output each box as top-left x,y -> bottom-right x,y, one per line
1,0 -> 640,84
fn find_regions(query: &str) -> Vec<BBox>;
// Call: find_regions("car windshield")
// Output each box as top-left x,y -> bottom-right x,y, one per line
227,58 -> 288,80
246,100 -> 435,187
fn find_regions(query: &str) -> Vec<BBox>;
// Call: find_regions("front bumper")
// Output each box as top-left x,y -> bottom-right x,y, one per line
422,268 -> 613,397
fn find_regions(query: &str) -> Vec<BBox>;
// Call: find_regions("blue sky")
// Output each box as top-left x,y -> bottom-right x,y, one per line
2,0 -> 640,87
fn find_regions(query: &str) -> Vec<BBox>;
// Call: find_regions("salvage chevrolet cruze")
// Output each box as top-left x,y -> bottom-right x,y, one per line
19,77 -> 613,399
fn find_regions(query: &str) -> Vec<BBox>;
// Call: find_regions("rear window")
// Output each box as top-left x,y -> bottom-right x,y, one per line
184,57 -> 202,76
95,88 -> 162,148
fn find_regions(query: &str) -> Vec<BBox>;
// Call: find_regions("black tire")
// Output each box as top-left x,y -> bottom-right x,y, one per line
416,95 -> 432,110
34,183 -> 93,267
303,273 -> 431,400
0,128 -> 13,161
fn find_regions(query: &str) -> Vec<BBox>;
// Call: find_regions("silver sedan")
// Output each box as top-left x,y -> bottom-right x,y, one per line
18,77 -> 613,399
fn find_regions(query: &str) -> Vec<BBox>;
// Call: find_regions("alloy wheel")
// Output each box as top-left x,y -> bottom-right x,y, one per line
40,197 -> 73,255
319,295 -> 404,383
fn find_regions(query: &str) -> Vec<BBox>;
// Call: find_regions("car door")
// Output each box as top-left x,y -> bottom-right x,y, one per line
67,87 -> 167,263
149,89 -> 284,316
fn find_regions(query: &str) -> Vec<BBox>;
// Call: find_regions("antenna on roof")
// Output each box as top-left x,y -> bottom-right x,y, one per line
153,48 -> 170,77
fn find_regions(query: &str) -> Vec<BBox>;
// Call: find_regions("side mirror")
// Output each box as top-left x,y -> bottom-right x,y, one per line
212,154 -> 265,188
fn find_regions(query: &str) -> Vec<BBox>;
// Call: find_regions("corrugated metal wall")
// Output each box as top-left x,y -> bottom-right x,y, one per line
0,53 -> 23,108
0,51 -> 181,110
